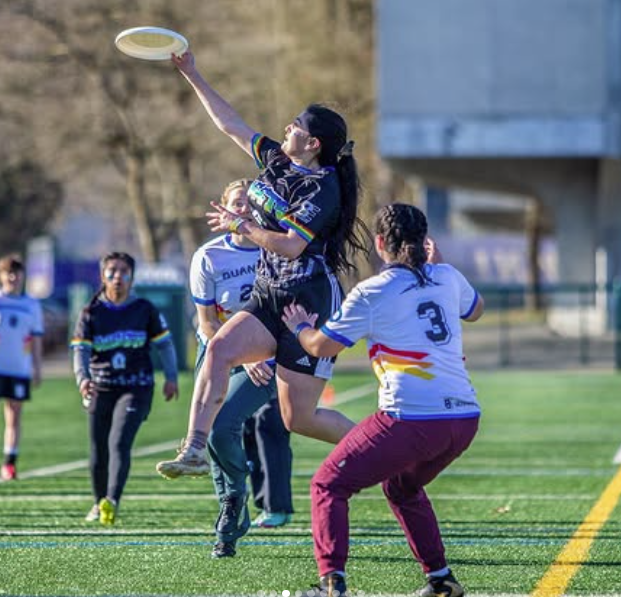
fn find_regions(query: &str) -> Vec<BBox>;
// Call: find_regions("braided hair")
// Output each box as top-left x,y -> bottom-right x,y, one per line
374,203 -> 433,286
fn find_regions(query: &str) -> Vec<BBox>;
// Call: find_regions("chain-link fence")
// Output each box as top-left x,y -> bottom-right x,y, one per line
463,283 -> 621,370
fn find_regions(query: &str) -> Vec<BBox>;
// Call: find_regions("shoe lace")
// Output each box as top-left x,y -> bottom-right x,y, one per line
218,495 -> 238,528
176,438 -> 188,455
213,541 -> 235,555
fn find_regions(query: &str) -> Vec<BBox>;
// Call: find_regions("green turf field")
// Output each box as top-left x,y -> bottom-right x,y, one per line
1,370 -> 621,596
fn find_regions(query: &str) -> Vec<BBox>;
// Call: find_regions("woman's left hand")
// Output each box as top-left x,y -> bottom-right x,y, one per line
282,303 -> 318,334
205,201 -> 247,233
163,380 -> 179,401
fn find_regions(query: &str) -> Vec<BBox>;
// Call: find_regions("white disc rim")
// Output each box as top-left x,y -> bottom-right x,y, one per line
115,26 -> 189,61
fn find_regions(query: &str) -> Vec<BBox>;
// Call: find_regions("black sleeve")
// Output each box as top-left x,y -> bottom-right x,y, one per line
251,134 -> 283,169
70,307 -> 93,350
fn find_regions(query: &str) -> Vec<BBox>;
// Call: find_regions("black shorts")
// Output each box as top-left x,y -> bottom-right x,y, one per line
0,375 -> 31,401
243,275 -> 343,378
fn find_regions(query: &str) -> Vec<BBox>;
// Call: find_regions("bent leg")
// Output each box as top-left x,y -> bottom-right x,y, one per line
312,412 -> 418,576
276,366 -> 354,444
208,368 -> 275,499
382,417 -> 479,573
186,312 -> 276,438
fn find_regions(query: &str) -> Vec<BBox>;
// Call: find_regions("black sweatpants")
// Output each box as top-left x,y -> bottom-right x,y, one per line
88,386 -> 153,504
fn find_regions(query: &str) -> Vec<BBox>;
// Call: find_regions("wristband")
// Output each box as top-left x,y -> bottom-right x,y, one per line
294,322 -> 312,339
229,216 -> 248,234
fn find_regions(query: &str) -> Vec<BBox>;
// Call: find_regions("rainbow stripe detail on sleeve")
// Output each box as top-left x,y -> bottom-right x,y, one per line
369,343 -> 435,381
70,338 -> 93,349
151,330 -> 171,345
251,134 -> 266,168
280,215 -> 314,242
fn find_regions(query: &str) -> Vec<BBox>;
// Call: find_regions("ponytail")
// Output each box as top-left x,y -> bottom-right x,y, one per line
324,153 -> 370,274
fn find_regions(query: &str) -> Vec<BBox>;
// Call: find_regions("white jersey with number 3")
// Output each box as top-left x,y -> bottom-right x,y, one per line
321,264 -> 480,420
190,234 -> 260,344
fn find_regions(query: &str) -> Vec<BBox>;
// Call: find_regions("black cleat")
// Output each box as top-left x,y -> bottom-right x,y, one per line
215,493 -> 250,540
211,540 -> 237,558
418,571 -> 464,597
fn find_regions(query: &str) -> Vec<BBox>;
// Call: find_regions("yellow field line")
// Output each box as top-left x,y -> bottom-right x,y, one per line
531,466 -> 621,596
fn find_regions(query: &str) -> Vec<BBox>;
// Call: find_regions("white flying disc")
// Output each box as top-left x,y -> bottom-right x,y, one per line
115,26 -> 189,61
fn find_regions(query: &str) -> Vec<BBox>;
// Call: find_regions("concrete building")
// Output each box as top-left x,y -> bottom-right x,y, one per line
376,0 -> 621,329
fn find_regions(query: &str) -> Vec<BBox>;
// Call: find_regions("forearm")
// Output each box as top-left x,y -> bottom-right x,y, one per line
296,326 -> 343,358
72,347 -> 92,387
237,220 -> 305,259
156,338 -> 178,382
181,71 -> 253,151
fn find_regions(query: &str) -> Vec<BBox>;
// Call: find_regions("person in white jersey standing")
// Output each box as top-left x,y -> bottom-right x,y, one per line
163,179 -> 294,558
0,254 -> 44,481
282,203 -> 485,597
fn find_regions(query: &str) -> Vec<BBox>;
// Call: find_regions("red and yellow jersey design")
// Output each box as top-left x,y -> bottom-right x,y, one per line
321,264 -> 481,420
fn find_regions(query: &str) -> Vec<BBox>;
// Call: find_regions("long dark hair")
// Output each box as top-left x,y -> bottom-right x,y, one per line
86,252 -> 136,309
302,104 -> 369,273
374,203 -> 433,286
327,153 -> 369,273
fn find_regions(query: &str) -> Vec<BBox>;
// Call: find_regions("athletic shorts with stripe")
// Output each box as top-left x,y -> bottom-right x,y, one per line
243,275 -> 343,379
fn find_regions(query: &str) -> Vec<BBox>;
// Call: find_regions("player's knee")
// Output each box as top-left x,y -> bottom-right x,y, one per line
311,465 -> 348,498
206,335 -> 235,369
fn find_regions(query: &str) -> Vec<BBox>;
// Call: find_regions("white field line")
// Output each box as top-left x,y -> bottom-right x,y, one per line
6,383 -> 376,483
613,442 -> 621,464
12,440 -> 179,482
0,492 -> 599,502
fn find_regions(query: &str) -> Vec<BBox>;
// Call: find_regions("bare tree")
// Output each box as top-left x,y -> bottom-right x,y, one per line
1,0 -> 380,271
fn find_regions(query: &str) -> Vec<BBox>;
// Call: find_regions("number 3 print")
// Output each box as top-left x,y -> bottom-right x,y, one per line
417,301 -> 451,345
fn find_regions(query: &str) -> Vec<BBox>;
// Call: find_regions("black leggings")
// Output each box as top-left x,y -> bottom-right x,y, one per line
88,387 -> 153,504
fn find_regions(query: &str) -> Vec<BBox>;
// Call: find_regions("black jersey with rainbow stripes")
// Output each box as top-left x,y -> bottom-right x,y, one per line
248,134 -> 340,287
71,296 -> 171,389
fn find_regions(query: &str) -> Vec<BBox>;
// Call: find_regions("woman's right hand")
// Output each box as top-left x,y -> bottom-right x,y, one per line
243,361 -> 275,387
171,51 -> 197,77
79,379 -> 98,401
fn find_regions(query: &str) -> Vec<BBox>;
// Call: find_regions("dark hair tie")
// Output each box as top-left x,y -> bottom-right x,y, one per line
337,140 -> 355,161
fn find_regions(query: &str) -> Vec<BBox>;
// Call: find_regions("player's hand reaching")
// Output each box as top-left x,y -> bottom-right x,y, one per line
425,236 -> 444,264
171,51 -> 197,77
282,303 -> 319,334
206,201 -> 250,234
244,361 -> 275,387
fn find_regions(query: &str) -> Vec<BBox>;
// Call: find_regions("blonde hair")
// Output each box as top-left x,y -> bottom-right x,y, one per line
220,178 -> 252,204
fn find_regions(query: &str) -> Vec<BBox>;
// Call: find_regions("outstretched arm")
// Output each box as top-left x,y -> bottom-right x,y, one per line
172,51 -> 257,156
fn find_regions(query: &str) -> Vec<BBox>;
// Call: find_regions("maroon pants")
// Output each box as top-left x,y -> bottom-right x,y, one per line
311,412 -> 479,576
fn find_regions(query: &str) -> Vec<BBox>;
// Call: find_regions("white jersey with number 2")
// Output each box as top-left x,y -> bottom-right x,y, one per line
190,234 -> 260,344
321,263 -> 481,420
